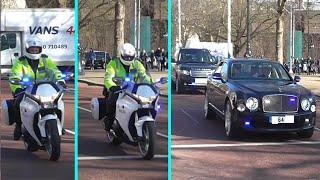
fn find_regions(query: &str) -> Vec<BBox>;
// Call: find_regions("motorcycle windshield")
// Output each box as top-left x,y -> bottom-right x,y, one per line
134,84 -> 157,99
26,81 -> 60,96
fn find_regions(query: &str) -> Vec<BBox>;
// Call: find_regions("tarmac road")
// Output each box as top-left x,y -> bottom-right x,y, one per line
0,80 -> 74,180
172,90 -> 320,179
78,82 -> 168,180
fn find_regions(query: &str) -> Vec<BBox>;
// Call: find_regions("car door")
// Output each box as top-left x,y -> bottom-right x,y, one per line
207,63 -> 224,113
172,51 -> 181,83
216,62 -> 229,112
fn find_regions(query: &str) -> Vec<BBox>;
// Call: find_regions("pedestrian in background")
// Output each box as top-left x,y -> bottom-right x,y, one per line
150,50 -> 156,69
140,49 -> 148,70
160,48 -> 166,71
88,48 -> 96,70
155,48 -> 162,71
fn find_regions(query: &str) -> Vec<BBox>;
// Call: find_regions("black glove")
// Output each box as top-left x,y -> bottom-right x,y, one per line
109,86 -> 121,93
14,88 -> 24,98
58,81 -> 67,89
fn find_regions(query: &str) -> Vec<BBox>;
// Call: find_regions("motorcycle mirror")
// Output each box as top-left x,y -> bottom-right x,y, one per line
9,78 -> 21,85
159,77 -> 168,84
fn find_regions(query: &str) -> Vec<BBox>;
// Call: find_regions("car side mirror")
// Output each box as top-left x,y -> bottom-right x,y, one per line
294,75 -> 301,83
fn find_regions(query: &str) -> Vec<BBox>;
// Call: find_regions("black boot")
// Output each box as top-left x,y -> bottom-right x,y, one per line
13,123 -> 22,140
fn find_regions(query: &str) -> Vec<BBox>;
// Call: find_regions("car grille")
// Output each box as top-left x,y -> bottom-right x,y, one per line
190,68 -> 212,77
262,95 -> 298,113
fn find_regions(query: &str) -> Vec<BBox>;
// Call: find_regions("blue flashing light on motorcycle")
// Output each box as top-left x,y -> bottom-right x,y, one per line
61,73 -> 67,79
125,77 -> 131,82
22,77 -> 30,83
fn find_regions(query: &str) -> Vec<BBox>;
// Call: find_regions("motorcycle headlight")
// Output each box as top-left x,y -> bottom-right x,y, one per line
301,98 -> 311,111
246,97 -> 259,111
42,101 -> 55,109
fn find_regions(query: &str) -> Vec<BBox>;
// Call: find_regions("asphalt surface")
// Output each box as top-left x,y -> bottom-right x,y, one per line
0,80 -> 75,180
172,90 -> 320,179
78,82 -> 168,180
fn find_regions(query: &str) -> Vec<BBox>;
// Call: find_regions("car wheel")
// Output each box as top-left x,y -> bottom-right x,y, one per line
225,100 -> 240,138
175,77 -> 184,94
204,92 -> 215,120
297,128 -> 314,138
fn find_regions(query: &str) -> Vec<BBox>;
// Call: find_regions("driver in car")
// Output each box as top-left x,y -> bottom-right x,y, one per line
260,65 -> 273,78
9,37 -> 65,140
103,43 -> 152,138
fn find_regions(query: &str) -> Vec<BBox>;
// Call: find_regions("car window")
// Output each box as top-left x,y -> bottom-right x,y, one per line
213,65 -> 222,74
179,49 -> 213,63
1,33 -> 16,51
95,52 -> 105,60
221,62 -> 228,81
230,61 -> 291,80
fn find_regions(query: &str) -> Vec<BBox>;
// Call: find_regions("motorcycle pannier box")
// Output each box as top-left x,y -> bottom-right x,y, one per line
1,99 -> 15,125
91,98 -> 106,120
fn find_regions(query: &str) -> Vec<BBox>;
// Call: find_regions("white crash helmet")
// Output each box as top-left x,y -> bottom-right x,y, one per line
24,37 -> 43,60
119,43 -> 136,66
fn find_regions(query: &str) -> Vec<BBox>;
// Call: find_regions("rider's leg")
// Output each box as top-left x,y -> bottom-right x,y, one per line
13,93 -> 24,140
104,92 -> 119,131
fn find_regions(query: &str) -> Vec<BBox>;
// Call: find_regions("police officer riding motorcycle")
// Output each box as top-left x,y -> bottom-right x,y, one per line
9,37 -> 65,141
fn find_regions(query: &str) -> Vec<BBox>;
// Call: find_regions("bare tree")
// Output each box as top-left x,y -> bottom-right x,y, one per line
79,0 -> 114,30
172,0 -> 277,57
114,0 -> 125,57
276,0 -> 287,64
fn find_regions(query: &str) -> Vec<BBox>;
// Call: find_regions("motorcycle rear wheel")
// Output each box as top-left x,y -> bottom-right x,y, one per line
23,131 -> 39,152
106,130 -> 122,146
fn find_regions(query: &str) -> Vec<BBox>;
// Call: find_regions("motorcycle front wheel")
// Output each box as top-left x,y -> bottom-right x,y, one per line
138,121 -> 156,160
45,120 -> 61,161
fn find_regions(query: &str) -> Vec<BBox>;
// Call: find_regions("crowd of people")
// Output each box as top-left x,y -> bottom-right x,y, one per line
284,57 -> 320,75
139,47 -> 168,72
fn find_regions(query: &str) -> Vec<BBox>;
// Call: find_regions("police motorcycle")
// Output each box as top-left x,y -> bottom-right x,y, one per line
1,73 -> 73,161
91,72 -> 167,160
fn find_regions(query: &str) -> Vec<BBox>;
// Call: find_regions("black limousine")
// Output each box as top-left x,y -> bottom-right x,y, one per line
204,59 -> 316,138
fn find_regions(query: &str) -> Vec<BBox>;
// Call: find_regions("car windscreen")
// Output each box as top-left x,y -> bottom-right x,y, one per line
230,61 -> 292,81
95,52 -> 105,60
179,49 -> 214,63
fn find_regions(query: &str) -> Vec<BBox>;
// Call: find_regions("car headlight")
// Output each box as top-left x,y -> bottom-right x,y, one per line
301,98 -> 311,111
181,69 -> 190,75
246,97 -> 259,111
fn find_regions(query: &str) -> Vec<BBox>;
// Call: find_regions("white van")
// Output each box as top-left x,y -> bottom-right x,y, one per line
0,8 -> 74,75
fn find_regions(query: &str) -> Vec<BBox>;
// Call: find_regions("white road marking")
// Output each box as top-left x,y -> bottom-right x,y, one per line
78,106 -> 92,113
180,108 -> 199,124
315,127 -> 320,131
78,106 -> 168,138
65,129 -> 75,135
78,154 -> 168,161
172,141 -> 320,149
157,132 -> 168,138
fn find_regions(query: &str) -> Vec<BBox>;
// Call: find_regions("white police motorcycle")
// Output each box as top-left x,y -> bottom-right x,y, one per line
91,75 -> 167,160
1,73 -> 72,161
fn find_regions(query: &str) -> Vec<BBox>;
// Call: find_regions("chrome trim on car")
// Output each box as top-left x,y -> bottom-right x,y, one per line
209,102 -> 224,115
262,94 -> 299,113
